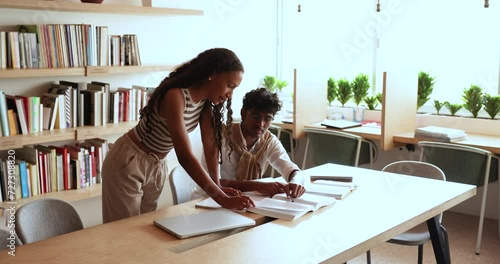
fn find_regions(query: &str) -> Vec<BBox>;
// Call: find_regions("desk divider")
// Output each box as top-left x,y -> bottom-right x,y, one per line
381,71 -> 418,150
293,68 -> 327,139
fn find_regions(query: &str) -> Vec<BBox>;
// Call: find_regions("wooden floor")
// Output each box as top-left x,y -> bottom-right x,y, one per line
348,211 -> 500,263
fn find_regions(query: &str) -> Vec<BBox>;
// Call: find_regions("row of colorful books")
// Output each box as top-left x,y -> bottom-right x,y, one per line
0,80 -> 155,136
0,138 -> 109,202
0,24 -> 142,69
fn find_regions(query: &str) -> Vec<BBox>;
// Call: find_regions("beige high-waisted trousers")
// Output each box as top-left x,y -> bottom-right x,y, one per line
102,133 -> 167,223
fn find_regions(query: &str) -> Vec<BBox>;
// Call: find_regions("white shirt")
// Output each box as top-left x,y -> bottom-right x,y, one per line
220,125 -> 301,183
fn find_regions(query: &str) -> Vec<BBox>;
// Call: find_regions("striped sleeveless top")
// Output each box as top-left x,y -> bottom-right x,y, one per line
133,88 -> 206,155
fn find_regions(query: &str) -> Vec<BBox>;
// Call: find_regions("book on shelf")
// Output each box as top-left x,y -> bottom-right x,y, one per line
0,91 -> 10,136
5,94 -> 28,135
306,180 -> 358,200
196,192 -> 336,221
414,126 -> 467,142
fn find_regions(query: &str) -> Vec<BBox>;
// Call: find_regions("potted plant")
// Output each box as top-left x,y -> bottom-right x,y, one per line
275,79 -> 289,93
351,74 -> 370,122
433,100 -> 445,115
417,71 -> 436,110
483,94 -> 500,119
336,78 -> 352,107
352,74 -> 370,106
444,102 -> 462,116
376,92 -> 383,105
462,84 -> 483,118
364,95 -> 379,110
275,79 -> 292,117
262,75 -> 277,92
327,77 -> 338,106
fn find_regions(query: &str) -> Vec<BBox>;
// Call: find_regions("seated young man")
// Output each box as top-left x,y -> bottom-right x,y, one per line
219,88 -> 305,198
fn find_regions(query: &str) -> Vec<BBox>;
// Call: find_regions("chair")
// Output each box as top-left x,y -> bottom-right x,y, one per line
301,127 -> 377,170
15,198 -> 83,244
169,166 -> 205,205
366,160 -> 448,264
268,125 -> 296,177
418,141 -> 499,255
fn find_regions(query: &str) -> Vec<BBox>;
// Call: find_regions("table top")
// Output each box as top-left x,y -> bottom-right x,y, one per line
3,164 -> 475,263
393,131 -> 500,155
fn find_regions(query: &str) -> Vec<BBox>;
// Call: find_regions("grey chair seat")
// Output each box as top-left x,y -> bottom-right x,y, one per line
388,223 -> 431,246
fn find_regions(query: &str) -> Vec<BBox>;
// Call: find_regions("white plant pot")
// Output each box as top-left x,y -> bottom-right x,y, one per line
353,106 -> 365,122
327,106 -> 354,121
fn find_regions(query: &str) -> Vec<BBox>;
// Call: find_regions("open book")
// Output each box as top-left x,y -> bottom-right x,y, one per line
306,180 -> 358,200
196,192 -> 336,221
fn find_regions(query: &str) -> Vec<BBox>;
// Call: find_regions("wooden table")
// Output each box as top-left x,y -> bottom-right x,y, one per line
2,164 -> 475,263
393,132 -> 500,155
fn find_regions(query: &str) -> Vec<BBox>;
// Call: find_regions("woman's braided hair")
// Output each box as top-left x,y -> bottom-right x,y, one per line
139,48 -> 244,163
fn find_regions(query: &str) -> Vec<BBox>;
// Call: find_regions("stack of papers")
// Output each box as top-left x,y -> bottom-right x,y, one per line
307,180 -> 358,200
414,126 -> 467,142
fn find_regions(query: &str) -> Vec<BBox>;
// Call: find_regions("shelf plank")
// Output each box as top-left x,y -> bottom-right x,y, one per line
101,121 -> 138,136
0,184 -> 102,208
0,0 -> 204,16
12,128 -> 76,149
0,68 -> 85,78
86,65 -> 175,76
0,122 -> 138,151
0,65 -> 174,78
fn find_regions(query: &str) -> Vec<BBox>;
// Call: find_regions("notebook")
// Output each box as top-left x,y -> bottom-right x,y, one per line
321,119 -> 362,129
153,209 -> 256,239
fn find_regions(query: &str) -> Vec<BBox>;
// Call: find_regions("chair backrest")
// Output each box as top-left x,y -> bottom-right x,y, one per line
302,128 -> 377,169
15,198 -> 83,244
169,166 -> 205,205
268,125 -> 294,154
418,141 -> 498,187
382,160 -> 446,181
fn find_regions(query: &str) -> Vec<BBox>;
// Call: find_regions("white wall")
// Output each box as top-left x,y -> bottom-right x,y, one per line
376,0 -> 500,104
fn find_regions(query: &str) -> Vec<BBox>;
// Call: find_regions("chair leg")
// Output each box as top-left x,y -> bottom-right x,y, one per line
417,244 -> 424,264
302,137 -> 310,170
475,202 -> 486,255
366,250 -> 371,264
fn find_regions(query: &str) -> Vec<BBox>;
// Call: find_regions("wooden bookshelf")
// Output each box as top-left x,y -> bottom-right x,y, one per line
0,0 -> 204,16
0,65 -> 175,79
0,183 -> 102,208
0,121 -> 137,151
